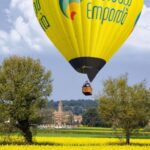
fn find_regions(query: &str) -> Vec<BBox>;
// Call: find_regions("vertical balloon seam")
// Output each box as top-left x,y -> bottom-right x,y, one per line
107,0 -> 141,61
53,0 -> 78,60
106,14 -> 132,61
89,0 -> 97,57
51,0 -> 75,60
94,1 -> 104,59
75,0 -> 82,57
107,0 -> 143,61
78,0 -> 85,57
90,0 -> 104,58
89,1 -> 99,57
116,0 -> 143,60
104,2 -> 128,61
39,0 -> 64,56
71,0 -> 84,57
84,1 -> 91,57
100,0 -> 119,61
44,0 -> 72,59
68,4 -> 81,59
94,0 -> 110,60
94,5 -> 105,58
56,0 -> 79,60
67,2 -> 80,57
80,0 -> 86,58
35,0 -> 59,50
106,1 -> 141,61
95,2 -> 106,59
103,1 -> 137,61
86,1 -> 91,57
56,0 -> 78,58
57,0 -> 80,60
122,0 -> 143,52
87,1 -> 94,57
107,2 -> 122,60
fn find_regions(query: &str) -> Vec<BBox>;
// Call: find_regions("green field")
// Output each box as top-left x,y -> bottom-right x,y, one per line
35,127 -> 150,139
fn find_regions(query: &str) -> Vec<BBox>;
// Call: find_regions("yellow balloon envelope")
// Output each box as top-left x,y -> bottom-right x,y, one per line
33,0 -> 143,81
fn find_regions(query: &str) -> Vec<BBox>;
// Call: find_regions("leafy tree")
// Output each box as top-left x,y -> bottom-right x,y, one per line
40,109 -> 54,125
82,108 -> 102,127
98,75 -> 150,144
0,56 -> 52,144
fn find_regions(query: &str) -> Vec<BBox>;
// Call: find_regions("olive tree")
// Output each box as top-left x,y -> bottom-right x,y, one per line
0,56 -> 52,144
98,75 -> 150,144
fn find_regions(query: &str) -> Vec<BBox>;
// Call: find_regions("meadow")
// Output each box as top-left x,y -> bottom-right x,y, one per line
0,127 -> 150,150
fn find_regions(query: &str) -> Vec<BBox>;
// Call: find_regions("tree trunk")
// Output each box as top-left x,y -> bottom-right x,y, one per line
17,120 -> 33,144
125,129 -> 130,145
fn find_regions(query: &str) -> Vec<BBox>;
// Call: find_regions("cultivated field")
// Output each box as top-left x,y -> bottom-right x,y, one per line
0,127 -> 150,150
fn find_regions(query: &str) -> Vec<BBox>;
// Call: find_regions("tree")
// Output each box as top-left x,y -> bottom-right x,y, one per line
0,56 -> 52,144
98,75 -> 150,144
40,100 -> 54,125
82,108 -> 102,127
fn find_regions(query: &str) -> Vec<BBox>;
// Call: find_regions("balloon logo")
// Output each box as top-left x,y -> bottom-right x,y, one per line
59,0 -> 83,20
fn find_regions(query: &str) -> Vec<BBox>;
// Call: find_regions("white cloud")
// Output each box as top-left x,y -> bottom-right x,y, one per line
1,46 -> 10,54
126,5 -> 150,50
10,29 -> 21,43
0,30 -> 8,41
10,0 -> 21,8
0,0 -> 52,55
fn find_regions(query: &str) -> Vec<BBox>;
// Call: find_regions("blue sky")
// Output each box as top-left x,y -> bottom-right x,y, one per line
0,0 -> 150,100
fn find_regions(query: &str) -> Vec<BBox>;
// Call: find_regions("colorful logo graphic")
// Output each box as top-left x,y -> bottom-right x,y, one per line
59,0 -> 82,20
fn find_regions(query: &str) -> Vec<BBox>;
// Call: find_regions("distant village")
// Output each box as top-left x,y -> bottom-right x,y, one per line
39,100 -> 83,129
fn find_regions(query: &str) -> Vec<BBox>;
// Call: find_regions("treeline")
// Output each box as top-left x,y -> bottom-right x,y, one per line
47,99 -> 97,115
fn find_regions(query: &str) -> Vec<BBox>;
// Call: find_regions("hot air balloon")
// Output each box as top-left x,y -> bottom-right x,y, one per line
33,0 -> 143,95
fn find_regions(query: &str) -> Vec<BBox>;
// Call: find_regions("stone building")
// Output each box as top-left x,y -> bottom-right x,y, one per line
53,100 -> 82,127
74,115 -> 82,124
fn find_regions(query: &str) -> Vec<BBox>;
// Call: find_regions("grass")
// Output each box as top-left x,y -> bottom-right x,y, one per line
35,127 -> 150,139
1,127 -> 150,139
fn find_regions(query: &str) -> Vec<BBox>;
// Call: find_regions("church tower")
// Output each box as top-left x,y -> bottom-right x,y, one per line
58,100 -> 63,113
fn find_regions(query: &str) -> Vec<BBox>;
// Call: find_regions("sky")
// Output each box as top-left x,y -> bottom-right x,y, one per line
0,0 -> 150,100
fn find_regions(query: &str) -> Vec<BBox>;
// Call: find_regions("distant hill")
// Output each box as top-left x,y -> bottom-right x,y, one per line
48,100 -> 98,115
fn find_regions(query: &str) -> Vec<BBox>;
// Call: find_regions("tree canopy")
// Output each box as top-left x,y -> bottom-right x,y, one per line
0,56 -> 52,143
98,75 -> 150,144
82,108 -> 104,127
